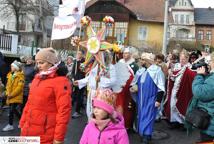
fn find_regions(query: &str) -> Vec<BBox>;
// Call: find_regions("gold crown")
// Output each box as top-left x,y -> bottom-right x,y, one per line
95,89 -> 116,107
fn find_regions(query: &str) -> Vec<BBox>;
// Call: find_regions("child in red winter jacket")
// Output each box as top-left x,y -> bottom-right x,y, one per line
80,88 -> 129,144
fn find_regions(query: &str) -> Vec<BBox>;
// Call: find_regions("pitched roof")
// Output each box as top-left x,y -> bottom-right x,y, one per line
169,0 -> 193,7
195,8 -> 214,25
86,0 -> 136,17
86,0 -> 165,23
124,0 -> 165,23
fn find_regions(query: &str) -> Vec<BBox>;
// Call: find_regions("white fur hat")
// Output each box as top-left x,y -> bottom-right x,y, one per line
141,53 -> 155,63
11,60 -> 22,71
123,47 -> 130,53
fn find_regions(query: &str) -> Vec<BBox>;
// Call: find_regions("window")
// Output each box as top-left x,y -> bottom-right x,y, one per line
101,22 -> 113,37
19,13 -> 26,30
138,26 -> 147,40
91,21 -> 101,33
180,15 -> 184,24
206,31 -> 212,40
176,29 -> 188,39
186,15 -> 189,24
197,30 -> 204,40
87,21 -> 128,43
114,22 -> 128,43
38,19 -> 42,29
175,14 -> 178,24
19,14 -> 27,25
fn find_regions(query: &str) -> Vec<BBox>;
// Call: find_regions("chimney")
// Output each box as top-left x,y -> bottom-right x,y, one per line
117,0 -> 125,4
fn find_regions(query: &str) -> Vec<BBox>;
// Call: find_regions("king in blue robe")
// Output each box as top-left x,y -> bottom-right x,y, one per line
132,64 -> 165,143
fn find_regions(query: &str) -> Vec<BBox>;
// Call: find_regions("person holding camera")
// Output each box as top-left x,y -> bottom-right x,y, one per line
188,52 -> 214,142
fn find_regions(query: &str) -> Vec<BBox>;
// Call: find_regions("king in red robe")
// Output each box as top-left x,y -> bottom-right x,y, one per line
164,63 -> 196,124
116,69 -> 135,128
116,49 -> 139,128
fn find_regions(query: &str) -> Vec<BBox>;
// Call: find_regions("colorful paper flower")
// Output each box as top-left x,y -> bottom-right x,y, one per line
71,36 -> 80,47
81,16 -> 92,26
112,44 -> 121,53
103,16 -> 114,26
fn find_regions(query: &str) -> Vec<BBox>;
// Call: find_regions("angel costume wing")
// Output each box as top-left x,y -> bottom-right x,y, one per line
112,62 -> 130,93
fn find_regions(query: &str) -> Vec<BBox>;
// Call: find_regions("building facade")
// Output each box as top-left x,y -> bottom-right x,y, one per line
125,0 -> 165,52
169,0 -> 214,51
169,0 -> 195,41
85,0 -> 165,52
195,8 -> 214,50
0,0 -> 56,55
85,0 -> 134,45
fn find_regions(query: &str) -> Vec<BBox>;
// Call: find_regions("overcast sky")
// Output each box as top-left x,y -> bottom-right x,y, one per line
191,0 -> 214,8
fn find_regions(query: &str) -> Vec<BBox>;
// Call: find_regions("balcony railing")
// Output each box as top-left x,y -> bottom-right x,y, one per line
0,34 -> 16,53
0,34 -> 35,57
170,37 -> 196,41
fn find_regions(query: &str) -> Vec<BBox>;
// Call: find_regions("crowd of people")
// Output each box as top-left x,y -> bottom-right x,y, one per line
0,46 -> 213,144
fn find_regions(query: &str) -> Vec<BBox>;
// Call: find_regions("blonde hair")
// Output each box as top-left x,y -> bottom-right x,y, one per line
180,49 -> 189,59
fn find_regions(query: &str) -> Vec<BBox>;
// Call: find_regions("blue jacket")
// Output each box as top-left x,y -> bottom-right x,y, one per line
192,73 -> 214,136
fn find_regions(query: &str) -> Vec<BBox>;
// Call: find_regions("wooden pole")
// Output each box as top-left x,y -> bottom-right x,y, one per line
96,64 -> 100,89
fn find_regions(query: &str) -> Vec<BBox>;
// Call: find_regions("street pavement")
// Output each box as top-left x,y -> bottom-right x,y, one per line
0,108 -> 199,144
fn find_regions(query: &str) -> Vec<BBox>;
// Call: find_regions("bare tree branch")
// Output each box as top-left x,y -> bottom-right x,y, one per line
0,0 -> 56,47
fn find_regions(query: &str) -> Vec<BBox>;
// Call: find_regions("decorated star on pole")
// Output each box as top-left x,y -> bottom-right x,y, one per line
79,26 -> 113,53
78,16 -> 116,70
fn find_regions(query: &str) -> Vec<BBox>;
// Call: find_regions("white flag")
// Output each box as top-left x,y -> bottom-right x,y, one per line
59,0 -> 85,17
51,16 -> 77,40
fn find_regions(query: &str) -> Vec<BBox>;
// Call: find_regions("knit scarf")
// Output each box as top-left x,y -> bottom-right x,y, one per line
38,62 -> 60,77
91,118 -> 111,131
11,72 -> 16,81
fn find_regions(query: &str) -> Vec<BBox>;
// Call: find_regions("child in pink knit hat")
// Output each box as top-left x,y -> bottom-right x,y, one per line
80,88 -> 129,144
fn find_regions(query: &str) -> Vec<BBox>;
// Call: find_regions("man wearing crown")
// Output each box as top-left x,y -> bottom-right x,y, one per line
130,53 -> 165,143
164,50 -> 196,128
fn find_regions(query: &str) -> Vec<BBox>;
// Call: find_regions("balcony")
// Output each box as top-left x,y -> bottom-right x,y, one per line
170,37 -> 196,41
0,34 -> 35,57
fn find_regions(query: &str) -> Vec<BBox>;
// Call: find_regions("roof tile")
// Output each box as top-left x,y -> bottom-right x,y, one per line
124,0 -> 165,23
195,8 -> 214,25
